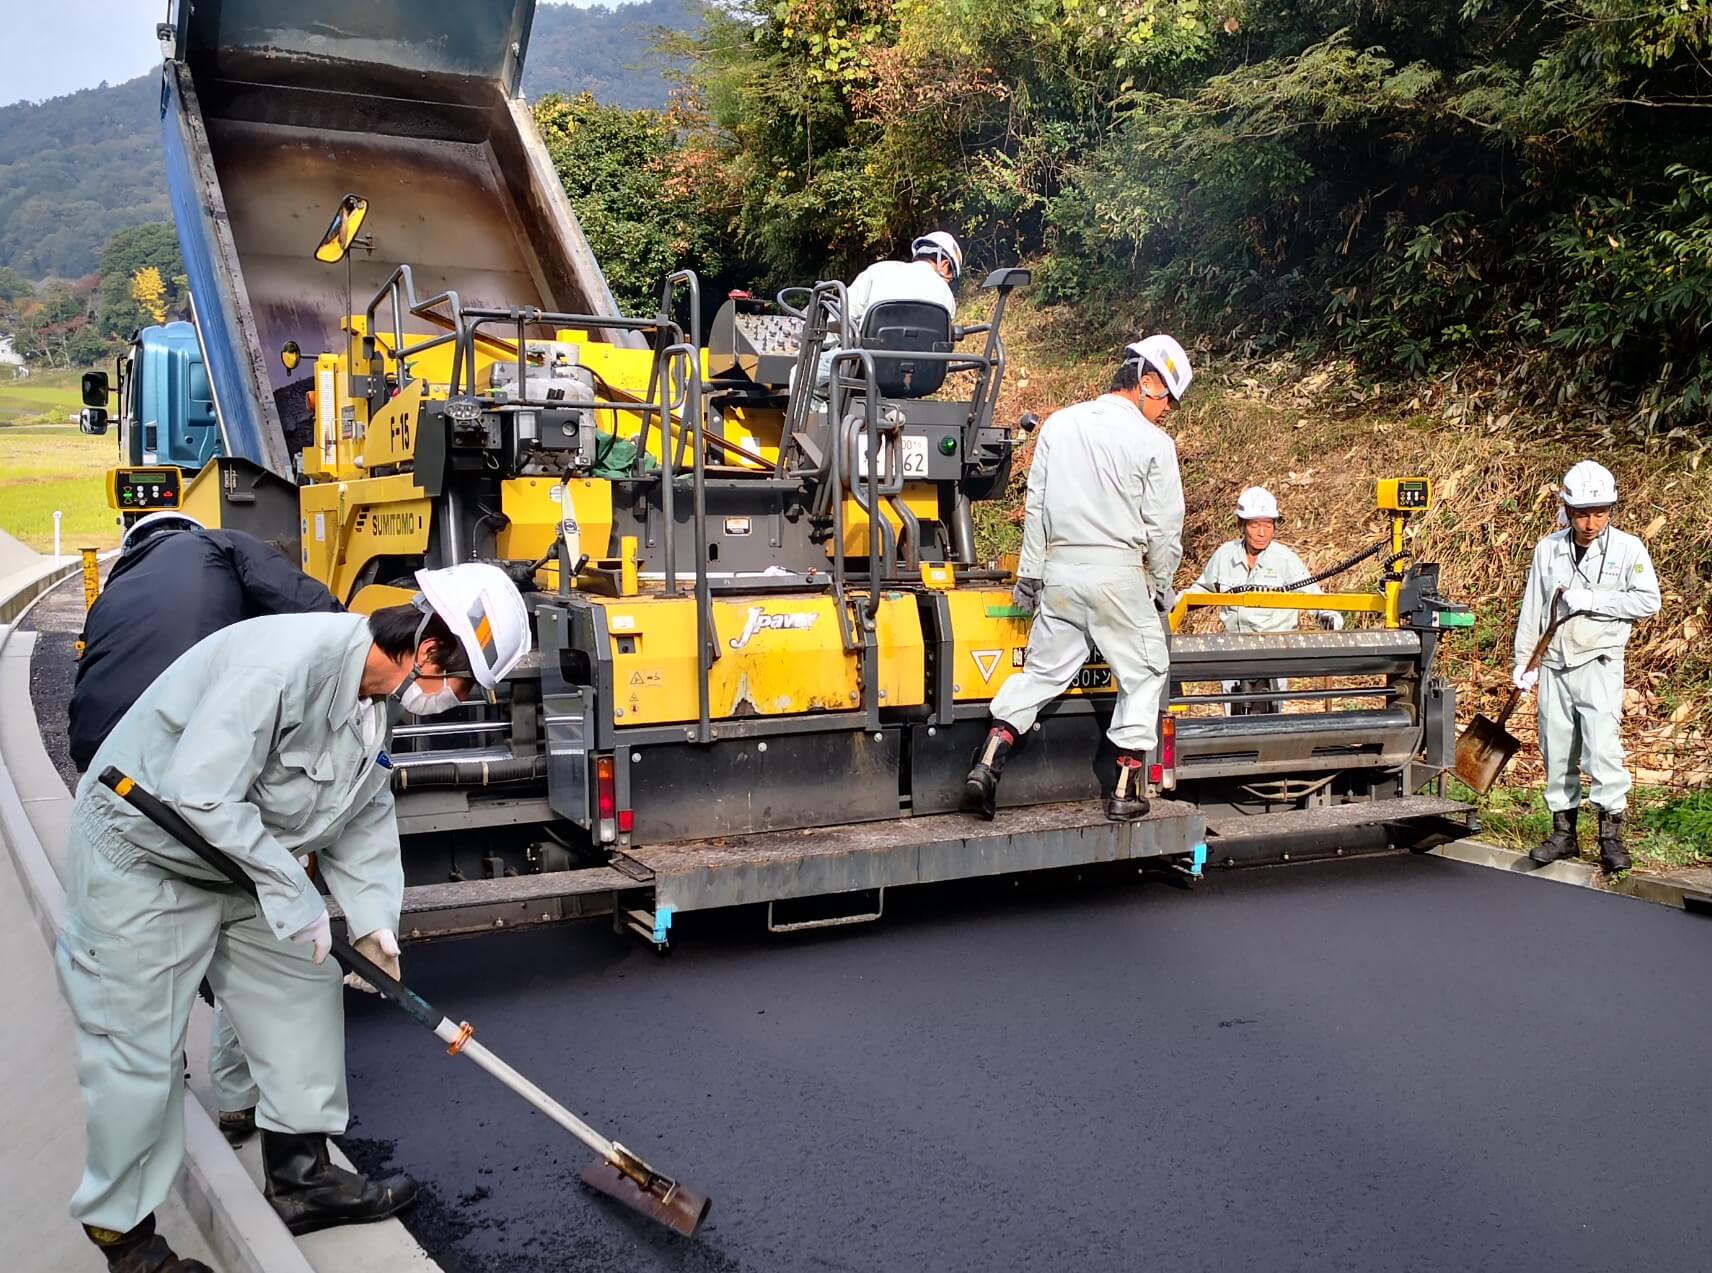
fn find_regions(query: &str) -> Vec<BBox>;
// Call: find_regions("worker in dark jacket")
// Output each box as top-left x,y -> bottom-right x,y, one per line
69,512 -> 343,771
67,509 -> 343,1155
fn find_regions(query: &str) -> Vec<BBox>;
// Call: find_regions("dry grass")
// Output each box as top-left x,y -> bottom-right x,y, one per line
974,294 -> 1712,814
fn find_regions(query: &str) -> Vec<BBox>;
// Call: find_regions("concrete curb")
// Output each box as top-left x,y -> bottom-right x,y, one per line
0,558 -> 78,624
0,576 -> 317,1273
1430,838 -> 1711,915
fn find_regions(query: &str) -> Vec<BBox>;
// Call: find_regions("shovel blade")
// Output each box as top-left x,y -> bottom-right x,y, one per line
1453,713 -> 1520,794
580,1160 -> 712,1237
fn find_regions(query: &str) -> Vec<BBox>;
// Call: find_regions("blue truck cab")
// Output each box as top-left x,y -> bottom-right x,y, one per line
80,321 -> 223,478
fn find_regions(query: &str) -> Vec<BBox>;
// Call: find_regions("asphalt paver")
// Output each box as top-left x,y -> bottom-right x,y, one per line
340,853 -> 1712,1273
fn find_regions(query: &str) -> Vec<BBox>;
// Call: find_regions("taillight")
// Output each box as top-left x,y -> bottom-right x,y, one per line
596,755 -> 616,842
1160,717 -> 1177,791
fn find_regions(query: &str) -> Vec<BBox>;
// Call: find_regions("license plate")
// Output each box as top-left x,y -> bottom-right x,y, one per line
899,434 -> 928,477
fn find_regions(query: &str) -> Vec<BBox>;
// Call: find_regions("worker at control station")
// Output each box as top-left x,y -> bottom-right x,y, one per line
1514,460 -> 1659,873
1188,487 -> 1345,713
815,230 -> 962,393
69,510 -> 345,1150
964,336 -> 1190,823
57,564 -> 529,1273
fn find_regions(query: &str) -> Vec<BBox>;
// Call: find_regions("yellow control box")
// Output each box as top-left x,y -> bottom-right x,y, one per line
1376,477 -> 1431,512
107,466 -> 183,512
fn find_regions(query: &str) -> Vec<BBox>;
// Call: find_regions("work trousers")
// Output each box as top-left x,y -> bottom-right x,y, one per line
1538,654 -> 1631,814
989,561 -> 1168,752
54,811 -> 346,1233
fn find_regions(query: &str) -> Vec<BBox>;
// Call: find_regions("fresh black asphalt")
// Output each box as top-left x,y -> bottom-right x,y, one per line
340,853 -> 1712,1273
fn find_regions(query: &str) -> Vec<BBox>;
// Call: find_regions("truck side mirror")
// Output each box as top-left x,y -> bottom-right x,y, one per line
81,370 -> 110,407
80,407 -> 109,436
314,194 -> 369,264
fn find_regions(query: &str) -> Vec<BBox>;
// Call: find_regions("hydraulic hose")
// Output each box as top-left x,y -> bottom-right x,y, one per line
392,755 -> 547,791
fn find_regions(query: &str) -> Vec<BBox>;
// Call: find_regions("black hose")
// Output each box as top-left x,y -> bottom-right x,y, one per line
393,755 -> 547,791
1229,536 -> 1391,594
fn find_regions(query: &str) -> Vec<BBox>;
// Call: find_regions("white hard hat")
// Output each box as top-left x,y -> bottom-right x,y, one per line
414,563 -> 531,688
1235,486 -> 1280,521
1124,334 -> 1193,401
910,231 -> 964,279
120,510 -> 204,556
1560,460 -> 1617,508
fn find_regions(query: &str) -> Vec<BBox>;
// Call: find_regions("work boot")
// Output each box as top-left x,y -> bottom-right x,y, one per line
962,721 -> 1020,821
1530,808 -> 1579,864
1597,807 -> 1631,874
1106,752 -> 1150,822
220,1107 -> 257,1144
84,1215 -> 212,1273
261,1130 -> 418,1236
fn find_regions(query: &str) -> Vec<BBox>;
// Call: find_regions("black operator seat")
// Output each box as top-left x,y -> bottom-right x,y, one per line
858,300 -> 953,399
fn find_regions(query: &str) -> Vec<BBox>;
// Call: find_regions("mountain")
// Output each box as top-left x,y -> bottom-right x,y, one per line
0,0 -> 704,282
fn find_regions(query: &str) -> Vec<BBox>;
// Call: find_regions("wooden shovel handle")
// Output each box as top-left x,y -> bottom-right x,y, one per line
1497,587 -> 1567,729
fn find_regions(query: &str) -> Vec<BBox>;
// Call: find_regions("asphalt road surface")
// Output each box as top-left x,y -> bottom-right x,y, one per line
340,854 -> 1712,1273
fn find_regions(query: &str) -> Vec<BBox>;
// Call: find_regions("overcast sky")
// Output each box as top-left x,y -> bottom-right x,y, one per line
1,0 -> 629,107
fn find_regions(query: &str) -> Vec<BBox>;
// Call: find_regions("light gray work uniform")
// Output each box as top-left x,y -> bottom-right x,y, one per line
988,393 -> 1184,752
1190,539 -> 1341,708
1513,527 -> 1660,814
56,613 -> 402,1233
1189,539 -> 1337,633
814,259 -> 956,392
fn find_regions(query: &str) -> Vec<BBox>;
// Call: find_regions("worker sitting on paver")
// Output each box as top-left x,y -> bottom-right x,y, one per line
814,230 -> 962,393
57,563 -> 529,1273
1188,486 -> 1344,714
69,511 -> 345,1146
1514,460 -> 1660,873
963,335 -> 1190,822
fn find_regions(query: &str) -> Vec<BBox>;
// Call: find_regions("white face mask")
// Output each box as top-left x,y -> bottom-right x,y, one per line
399,681 -> 463,716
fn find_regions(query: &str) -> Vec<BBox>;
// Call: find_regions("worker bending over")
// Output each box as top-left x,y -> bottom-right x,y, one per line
815,230 -> 962,392
58,564 -> 529,1273
1188,486 -> 1344,713
1514,461 -> 1659,873
964,336 -> 1191,822
69,511 -> 344,1146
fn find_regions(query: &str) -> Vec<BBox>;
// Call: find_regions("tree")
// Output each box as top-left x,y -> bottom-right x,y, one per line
95,223 -> 184,337
534,91 -> 739,314
130,265 -> 168,325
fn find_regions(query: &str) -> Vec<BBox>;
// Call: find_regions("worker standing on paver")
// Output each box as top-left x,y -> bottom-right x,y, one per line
1514,460 -> 1660,873
68,510 -> 345,1146
57,564 -> 529,1273
1189,487 -> 1344,713
963,336 -> 1190,822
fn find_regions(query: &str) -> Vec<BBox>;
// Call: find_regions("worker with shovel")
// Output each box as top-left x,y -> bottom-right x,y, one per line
1514,461 -> 1660,872
57,564 -> 528,1273
964,335 -> 1190,822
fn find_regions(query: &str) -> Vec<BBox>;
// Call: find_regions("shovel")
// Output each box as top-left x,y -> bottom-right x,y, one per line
97,767 -> 713,1238
1453,588 -> 1573,794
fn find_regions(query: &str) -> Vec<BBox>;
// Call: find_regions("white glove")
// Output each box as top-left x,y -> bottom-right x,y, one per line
1561,587 -> 1597,614
289,911 -> 333,965
1513,666 -> 1539,693
1153,586 -> 1177,615
1318,612 -> 1345,631
347,927 -> 402,995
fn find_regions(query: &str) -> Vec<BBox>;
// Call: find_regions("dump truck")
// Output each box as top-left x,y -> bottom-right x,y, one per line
89,0 -> 1475,946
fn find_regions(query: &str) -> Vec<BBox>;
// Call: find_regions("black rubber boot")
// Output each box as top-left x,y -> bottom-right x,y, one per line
1597,807 -> 1631,874
1530,808 -> 1579,864
220,1107 -> 257,1144
1106,752 -> 1150,822
85,1215 -> 212,1273
261,1130 -> 418,1237
962,722 -> 1020,821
